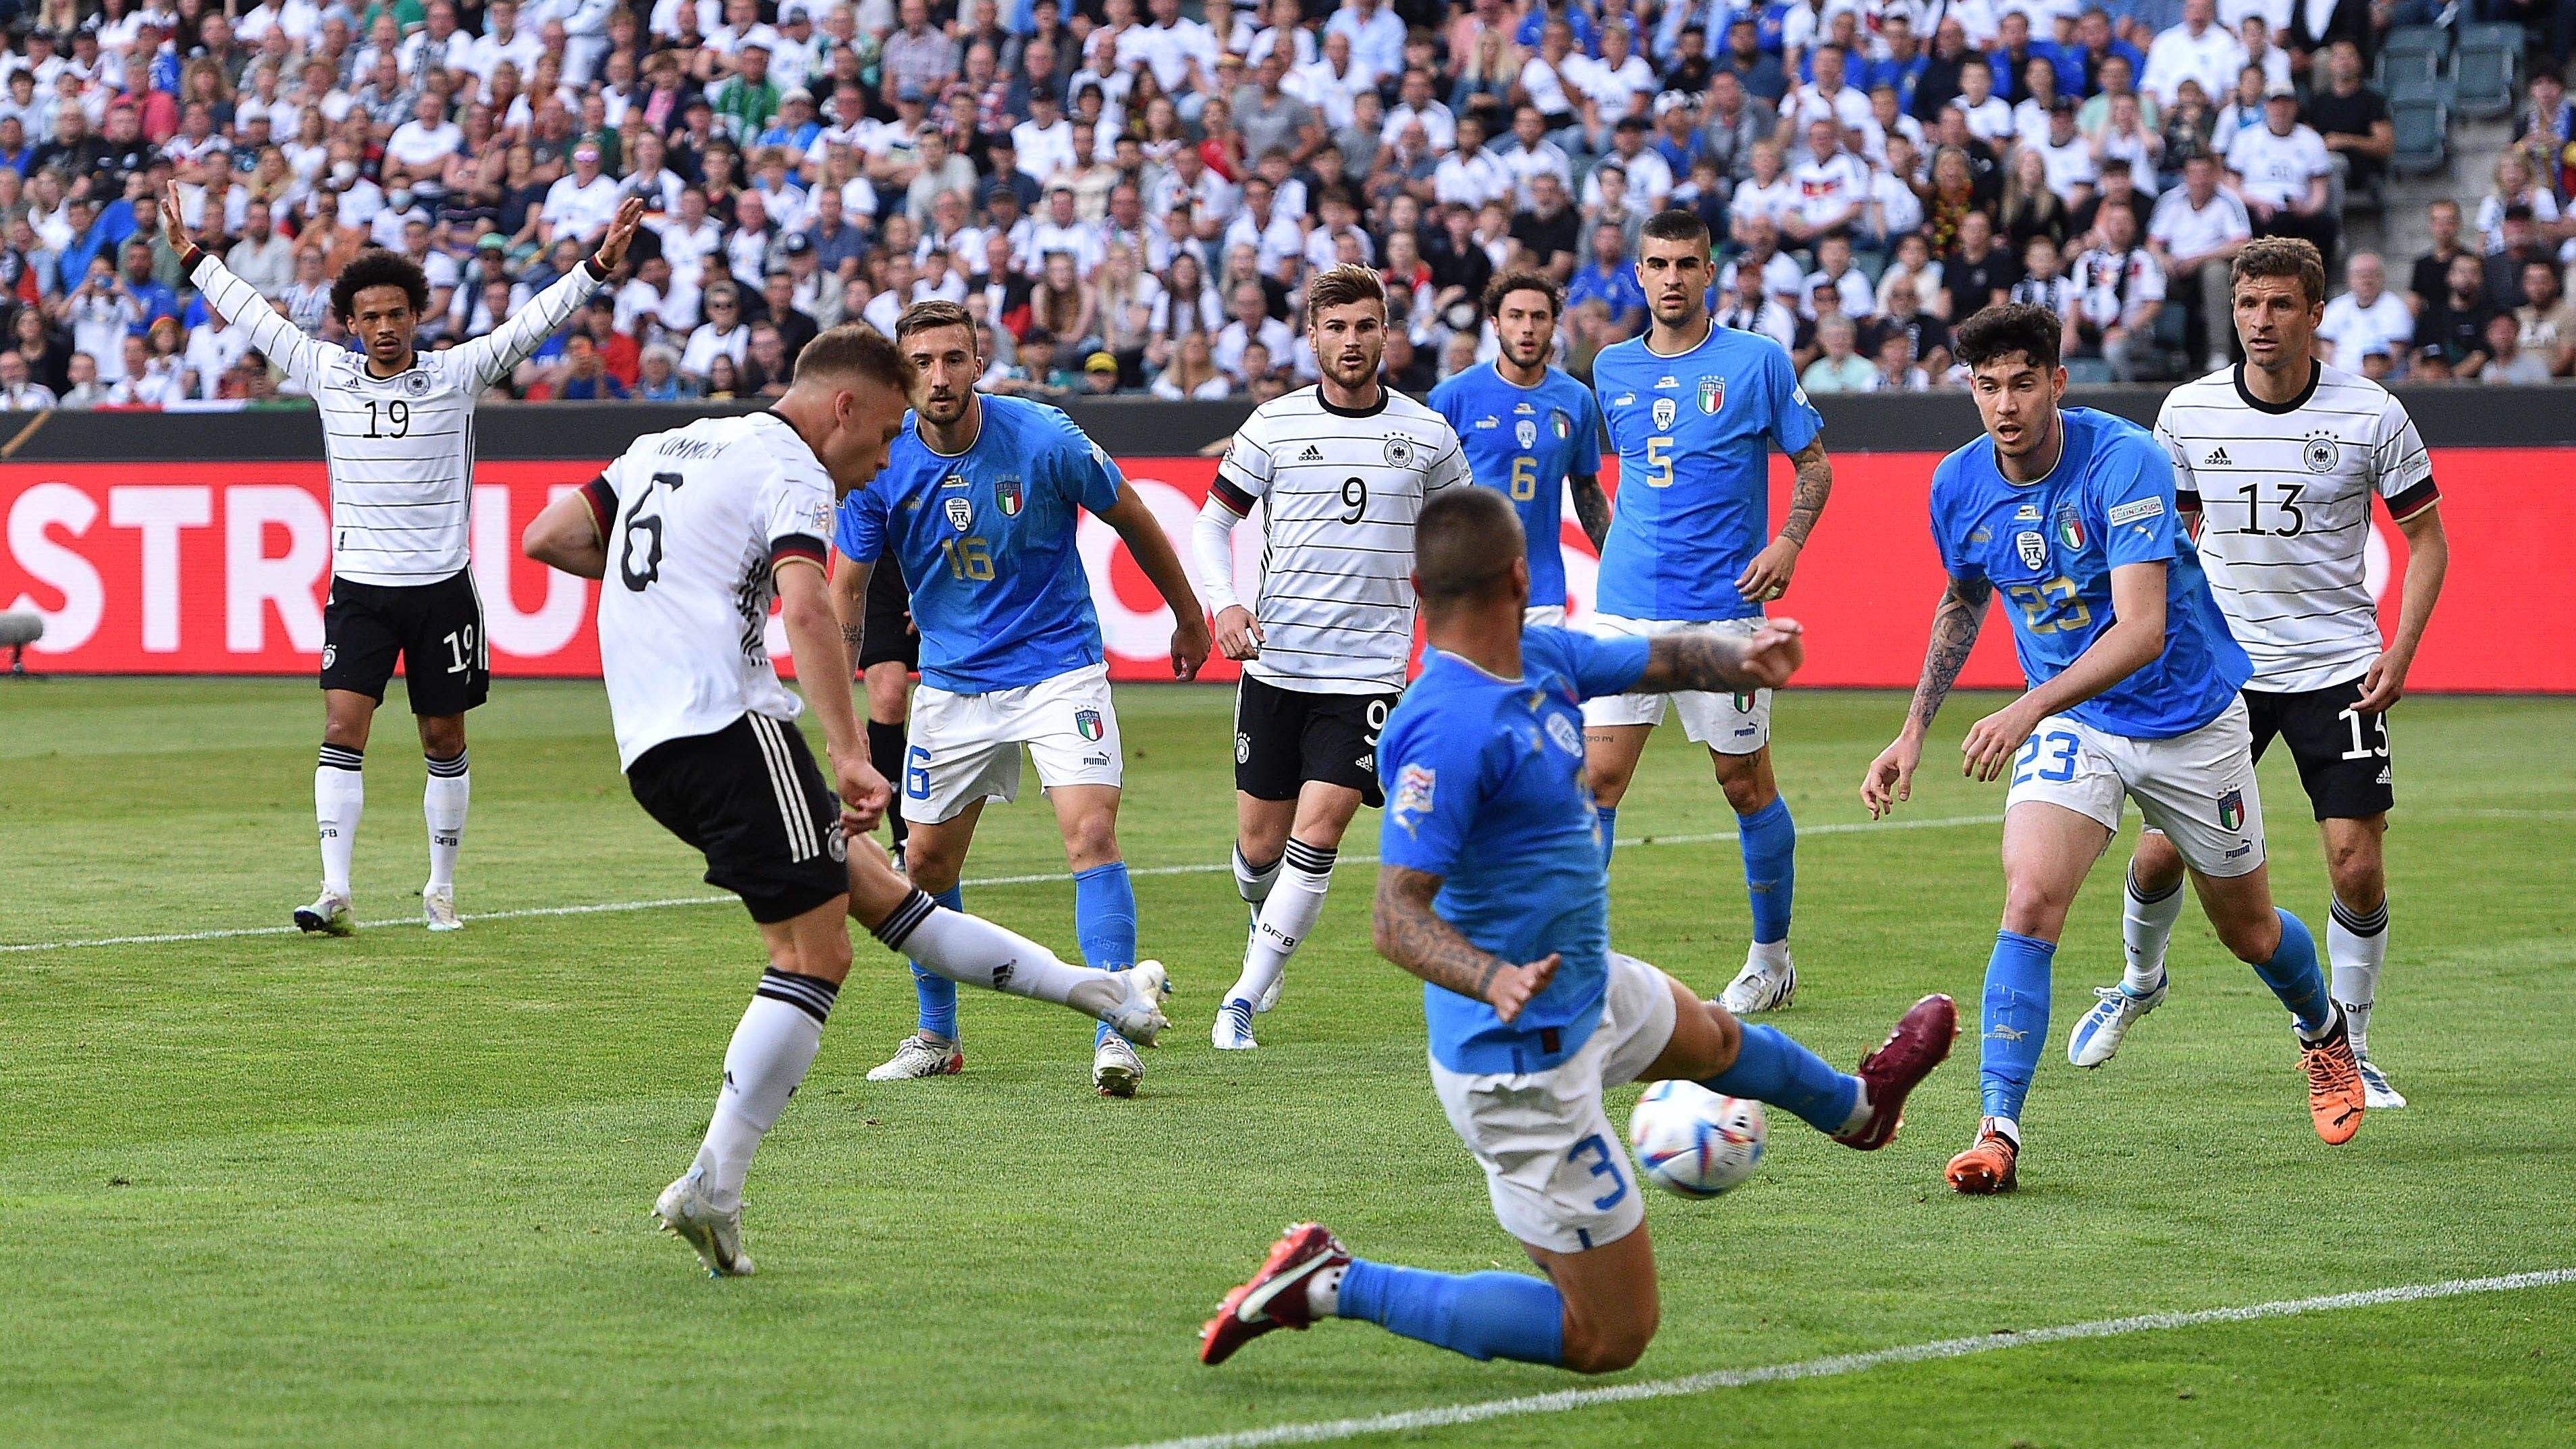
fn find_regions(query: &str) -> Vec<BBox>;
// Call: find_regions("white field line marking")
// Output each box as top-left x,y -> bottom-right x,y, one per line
1121,1268 -> 2576,1449
0,813 -> 2006,956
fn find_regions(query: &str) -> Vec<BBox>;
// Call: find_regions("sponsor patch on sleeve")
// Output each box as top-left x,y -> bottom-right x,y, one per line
2107,496 -> 2165,527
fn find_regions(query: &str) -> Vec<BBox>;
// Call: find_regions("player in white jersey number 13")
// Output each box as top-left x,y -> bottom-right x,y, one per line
2101,240 -> 2447,1111
166,182 -> 646,939
1191,264 -> 1470,1050
518,328 -> 1173,1277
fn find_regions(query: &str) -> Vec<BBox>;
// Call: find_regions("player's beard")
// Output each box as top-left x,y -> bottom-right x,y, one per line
919,387 -> 969,426
1321,343 -> 1382,394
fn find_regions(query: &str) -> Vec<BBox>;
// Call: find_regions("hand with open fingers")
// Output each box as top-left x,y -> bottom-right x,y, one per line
1960,700 -> 2042,782
1214,604 -> 1263,661
593,196 -> 648,271
1170,611 -> 1212,681
1738,617 -> 1804,688
1485,952 -> 1561,1024
1734,536 -> 1802,602
1862,735 -> 1923,818
2355,648 -> 2409,713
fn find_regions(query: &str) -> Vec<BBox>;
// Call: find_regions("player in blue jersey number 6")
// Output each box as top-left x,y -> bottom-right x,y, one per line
1860,304 -> 2367,1195
832,301 -> 1212,1098
1201,488 -> 1954,1375
1583,210 -> 1835,1018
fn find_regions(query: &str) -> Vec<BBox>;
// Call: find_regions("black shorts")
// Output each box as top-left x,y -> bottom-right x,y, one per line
1235,674 -> 1400,808
625,712 -> 850,924
857,552 -> 917,671
321,569 -> 490,715
2245,678 -> 2394,821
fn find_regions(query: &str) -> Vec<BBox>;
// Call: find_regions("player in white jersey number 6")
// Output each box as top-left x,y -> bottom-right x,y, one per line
1191,264 -> 1471,1050
2087,240 -> 2448,1111
519,328 -> 1173,1277
166,181 -> 646,939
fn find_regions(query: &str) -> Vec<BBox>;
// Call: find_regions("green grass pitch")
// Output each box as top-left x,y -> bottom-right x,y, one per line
3,678 -> 2570,1447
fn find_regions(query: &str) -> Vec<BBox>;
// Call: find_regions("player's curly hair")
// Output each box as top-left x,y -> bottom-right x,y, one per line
1954,301 -> 2064,371
2231,236 -> 2326,308
1482,269 -> 1561,321
330,248 -> 431,321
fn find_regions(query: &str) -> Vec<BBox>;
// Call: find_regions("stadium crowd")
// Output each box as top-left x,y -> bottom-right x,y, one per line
0,0 -> 2567,410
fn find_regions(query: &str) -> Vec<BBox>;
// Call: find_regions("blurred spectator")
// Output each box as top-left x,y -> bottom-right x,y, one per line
2415,253 -> 2498,378
1799,314 -> 1874,391
2067,196 -> 2164,381
2317,253 -> 2414,371
2302,41 -> 2390,199
2228,80 -> 2336,265
2481,313 -> 2554,384
2514,261 -> 2576,377
0,347 -> 55,408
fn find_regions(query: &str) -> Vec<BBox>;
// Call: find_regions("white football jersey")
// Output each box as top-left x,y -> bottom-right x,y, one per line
2157,363 -> 2438,693
586,413 -> 840,768
1212,385 -> 1469,693
190,253 -> 606,587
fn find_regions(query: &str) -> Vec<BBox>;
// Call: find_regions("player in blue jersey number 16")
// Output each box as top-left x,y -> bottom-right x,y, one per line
1859,303 -> 2367,1195
1582,211 -> 1835,1018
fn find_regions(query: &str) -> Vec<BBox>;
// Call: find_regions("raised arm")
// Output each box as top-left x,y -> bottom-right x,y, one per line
450,195 -> 645,386
1862,573 -> 1993,818
1097,479 -> 1212,680
1370,865 -> 1560,1024
166,181 -> 325,386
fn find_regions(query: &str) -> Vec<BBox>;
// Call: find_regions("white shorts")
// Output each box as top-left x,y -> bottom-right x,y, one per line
1522,604 -> 1567,629
1428,951 -> 1681,1254
901,662 -> 1123,824
2006,695 -> 2266,878
1579,614 -> 1772,754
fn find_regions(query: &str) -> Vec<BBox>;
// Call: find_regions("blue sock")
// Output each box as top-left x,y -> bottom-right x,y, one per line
1979,930 -> 2056,1122
1594,806 -> 1617,872
1705,1023 -> 1860,1135
912,886 -> 963,1040
1738,797 -> 1795,945
1337,1259 -> 1565,1365
1073,862 -> 1137,1046
2252,908 -> 2332,1034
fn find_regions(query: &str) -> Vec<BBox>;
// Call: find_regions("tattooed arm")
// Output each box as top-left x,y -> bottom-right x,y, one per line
829,549 -> 873,663
1632,618 -> 1807,693
1861,575 -> 1992,818
1372,866 -> 1561,1023
1568,471 -> 1612,550
1736,435 -> 1833,602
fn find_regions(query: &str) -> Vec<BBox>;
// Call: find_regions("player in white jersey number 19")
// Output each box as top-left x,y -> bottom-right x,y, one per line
2092,240 -> 2447,1111
166,182 -> 646,939
1191,265 -> 1470,1049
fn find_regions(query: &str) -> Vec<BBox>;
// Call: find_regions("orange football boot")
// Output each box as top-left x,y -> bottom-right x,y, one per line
1946,1117 -> 2020,1194
2301,1009 -> 2368,1145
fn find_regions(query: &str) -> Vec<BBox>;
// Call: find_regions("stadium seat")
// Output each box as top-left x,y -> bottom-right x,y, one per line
2451,23 -> 2525,119
2391,80 -> 2452,177
2375,26 -> 2450,95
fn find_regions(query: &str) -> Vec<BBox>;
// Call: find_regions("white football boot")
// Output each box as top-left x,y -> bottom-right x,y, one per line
1098,960 -> 1173,1047
294,890 -> 354,937
2357,1057 -> 2408,1110
654,1170 -> 753,1277
1212,997 -> 1258,1051
423,887 -> 462,932
2067,972 -> 2168,1068
865,1034 -> 964,1082
1719,950 -> 1796,1013
1094,1033 -> 1145,1098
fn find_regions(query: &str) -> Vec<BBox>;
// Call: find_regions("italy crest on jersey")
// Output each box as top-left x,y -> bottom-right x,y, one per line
1698,377 -> 1723,414
1549,408 -> 1573,440
2054,503 -> 2085,552
944,497 -> 973,531
1075,708 -> 1104,742
2217,787 -> 2245,831
996,477 -> 1024,517
1515,418 -> 1536,448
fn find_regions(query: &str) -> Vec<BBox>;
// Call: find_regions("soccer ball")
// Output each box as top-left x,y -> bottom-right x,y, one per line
1626,1080 -> 1767,1199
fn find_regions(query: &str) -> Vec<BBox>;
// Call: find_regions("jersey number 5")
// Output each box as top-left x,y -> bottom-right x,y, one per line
1643,436 -> 1674,488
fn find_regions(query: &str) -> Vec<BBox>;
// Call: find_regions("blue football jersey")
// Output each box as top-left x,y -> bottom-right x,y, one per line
1928,406 -> 2251,740
1592,323 -> 1822,621
834,393 -> 1123,693
1428,363 -> 1604,612
1378,626 -> 1653,1076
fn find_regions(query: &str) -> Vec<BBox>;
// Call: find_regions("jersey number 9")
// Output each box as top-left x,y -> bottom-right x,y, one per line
941,535 -> 995,581
1340,475 -> 1368,523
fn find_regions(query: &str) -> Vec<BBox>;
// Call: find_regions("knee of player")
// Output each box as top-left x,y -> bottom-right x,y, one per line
1583,760 -> 1631,806
2000,875 -> 2074,934
2322,840 -> 2384,903
1560,1312 -> 1654,1374
1061,812 -> 1121,868
1717,772 -> 1773,816
2214,909 -> 2282,965
417,717 -> 466,759
2128,831 -> 2187,890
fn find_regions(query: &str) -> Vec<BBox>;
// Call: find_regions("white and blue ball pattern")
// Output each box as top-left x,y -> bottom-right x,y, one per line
1626,1080 -> 1767,1199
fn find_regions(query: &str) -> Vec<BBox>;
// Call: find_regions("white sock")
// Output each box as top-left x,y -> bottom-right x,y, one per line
1982,1115 -> 2021,1148
2328,897 -> 2388,1059
1748,938 -> 1792,972
1228,839 -> 1333,1007
315,745 -> 365,899
1306,1261 -> 1347,1319
692,969 -> 838,1212
424,749 -> 468,893
1233,843 -> 1281,919
870,891 -> 1111,1014
2122,868 -> 2185,993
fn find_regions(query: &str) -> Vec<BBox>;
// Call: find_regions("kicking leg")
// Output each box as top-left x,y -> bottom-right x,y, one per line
1712,744 -> 1797,1013
657,893 -> 855,1277
417,712 -> 468,932
2067,828 -> 2186,1068
300,689 -> 379,936
1216,783 -> 1362,1049
2321,814 -> 2401,1107
2193,862 -> 2365,1144
1581,722 -> 1653,872
1644,972 -> 1955,1149
1951,801 -> 2110,1192
1198,1220 -> 1596,1371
